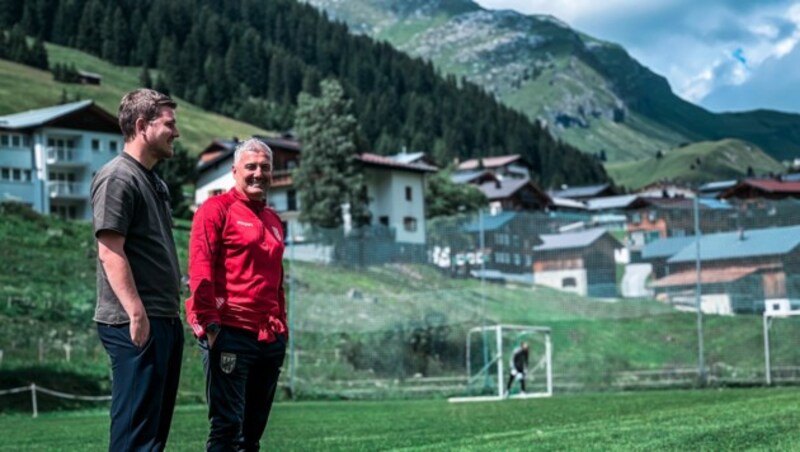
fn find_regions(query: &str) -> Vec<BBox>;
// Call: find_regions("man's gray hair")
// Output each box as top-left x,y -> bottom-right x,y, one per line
233,138 -> 273,164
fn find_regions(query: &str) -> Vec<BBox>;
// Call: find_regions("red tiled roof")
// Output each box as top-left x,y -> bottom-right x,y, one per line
650,266 -> 763,288
457,155 -> 522,171
743,179 -> 800,193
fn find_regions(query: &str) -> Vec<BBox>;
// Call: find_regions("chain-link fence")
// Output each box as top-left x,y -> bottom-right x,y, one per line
283,197 -> 800,398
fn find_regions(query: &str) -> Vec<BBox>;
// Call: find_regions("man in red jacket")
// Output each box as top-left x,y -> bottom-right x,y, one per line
186,138 -> 287,451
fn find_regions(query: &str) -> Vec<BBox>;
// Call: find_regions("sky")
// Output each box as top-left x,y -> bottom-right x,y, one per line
473,0 -> 800,114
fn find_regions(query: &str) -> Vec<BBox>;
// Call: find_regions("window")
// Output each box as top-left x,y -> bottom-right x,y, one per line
562,277 -> 577,288
631,213 -> 642,224
11,168 -> 21,181
109,141 -> 118,153
92,139 -> 101,151
0,135 -> 7,146
287,190 -> 297,211
403,216 -> 417,232
287,160 -> 297,170
11,135 -> 20,147
1,168 -> 9,180
405,186 -> 412,201
379,216 -> 389,227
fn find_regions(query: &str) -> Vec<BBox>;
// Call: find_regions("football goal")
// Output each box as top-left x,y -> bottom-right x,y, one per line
449,324 -> 552,403
763,307 -> 800,385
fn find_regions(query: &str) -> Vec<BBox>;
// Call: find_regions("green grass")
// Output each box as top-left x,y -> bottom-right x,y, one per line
0,45 -> 268,154
1,388 -> 799,450
605,139 -> 786,190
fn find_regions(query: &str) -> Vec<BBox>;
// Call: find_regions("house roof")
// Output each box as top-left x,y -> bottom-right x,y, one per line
387,151 -> 426,164
0,100 -> 99,129
667,224 -> 800,263
450,170 -> 497,185
641,236 -> 698,260
650,266 -> 763,288
534,227 -> 611,251
550,196 -> 588,210
463,211 -> 518,232
477,177 -> 541,201
698,180 -> 737,192
198,136 -> 301,173
640,197 -> 732,210
357,153 -> 438,173
457,154 -> 523,171
719,178 -> 800,199
549,183 -> 612,199
584,195 -> 644,211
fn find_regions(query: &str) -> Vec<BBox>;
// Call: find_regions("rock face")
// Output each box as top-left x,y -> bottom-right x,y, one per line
304,0 -> 800,163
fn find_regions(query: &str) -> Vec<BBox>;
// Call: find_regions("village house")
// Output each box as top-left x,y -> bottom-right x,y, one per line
193,138 -> 436,257
0,100 -> 123,220
649,225 -> 800,315
532,228 -> 621,298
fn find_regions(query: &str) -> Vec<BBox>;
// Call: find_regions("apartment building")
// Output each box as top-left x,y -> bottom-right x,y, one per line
0,100 -> 122,220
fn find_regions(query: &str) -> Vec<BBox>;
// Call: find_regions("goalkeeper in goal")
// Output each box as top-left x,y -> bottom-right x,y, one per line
505,342 -> 529,396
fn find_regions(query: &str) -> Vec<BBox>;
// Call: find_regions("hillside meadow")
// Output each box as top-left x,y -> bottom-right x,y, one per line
3,206 -> 799,411
0,44 -> 267,153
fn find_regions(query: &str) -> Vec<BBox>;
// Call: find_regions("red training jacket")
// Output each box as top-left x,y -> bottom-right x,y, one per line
185,188 -> 287,342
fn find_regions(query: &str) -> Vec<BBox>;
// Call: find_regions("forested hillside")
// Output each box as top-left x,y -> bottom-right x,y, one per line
0,0 -> 608,187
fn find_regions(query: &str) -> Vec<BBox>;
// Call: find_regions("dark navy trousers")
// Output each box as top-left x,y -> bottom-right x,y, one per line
200,327 -> 286,452
97,317 -> 184,452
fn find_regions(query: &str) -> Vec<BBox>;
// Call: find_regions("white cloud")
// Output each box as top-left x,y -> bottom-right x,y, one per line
474,0 -> 800,113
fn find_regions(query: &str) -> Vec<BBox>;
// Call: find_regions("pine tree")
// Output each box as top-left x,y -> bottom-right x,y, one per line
30,35 -> 48,70
139,65 -> 153,89
293,78 -> 370,230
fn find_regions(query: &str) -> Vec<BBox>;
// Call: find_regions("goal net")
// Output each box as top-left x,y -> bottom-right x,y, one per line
449,324 -> 552,403
763,307 -> 800,385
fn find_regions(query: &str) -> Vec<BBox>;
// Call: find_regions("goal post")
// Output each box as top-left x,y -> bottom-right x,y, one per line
449,324 -> 552,403
763,308 -> 800,385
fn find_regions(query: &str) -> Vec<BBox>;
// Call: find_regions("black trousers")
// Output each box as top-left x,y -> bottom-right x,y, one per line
201,327 -> 286,452
507,368 -> 526,392
97,317 -> 184,452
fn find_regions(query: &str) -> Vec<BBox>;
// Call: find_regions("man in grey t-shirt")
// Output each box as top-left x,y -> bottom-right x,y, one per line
92,89 -> 184,451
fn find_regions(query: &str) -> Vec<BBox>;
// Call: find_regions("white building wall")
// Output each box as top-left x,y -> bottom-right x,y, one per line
364,168 -> 426,244
534,269 -> 588,296
194,163 -> 234,205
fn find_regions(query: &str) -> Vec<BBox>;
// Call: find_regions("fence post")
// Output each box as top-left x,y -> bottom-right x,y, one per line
30,383 -> 38,418
693,196 -> 706,386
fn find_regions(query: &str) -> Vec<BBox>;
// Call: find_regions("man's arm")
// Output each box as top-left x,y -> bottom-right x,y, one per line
97,230 -> 149,347
186,201 -> 225,342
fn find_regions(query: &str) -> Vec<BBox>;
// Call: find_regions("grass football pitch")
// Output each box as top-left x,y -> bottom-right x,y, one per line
1,388 -> 799,451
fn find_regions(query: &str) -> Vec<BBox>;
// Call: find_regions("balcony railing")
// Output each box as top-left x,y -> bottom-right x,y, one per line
48,181 -> 88,198
46,147 -> 84,164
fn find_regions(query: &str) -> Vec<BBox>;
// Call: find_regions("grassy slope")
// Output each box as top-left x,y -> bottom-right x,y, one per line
3,388 -> 800,450
0,44 -> 268,154
605,139 -> 786,190
4,208 -> 799,405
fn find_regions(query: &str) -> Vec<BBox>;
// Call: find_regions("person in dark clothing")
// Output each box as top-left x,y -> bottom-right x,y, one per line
506,342 -> 529,396
92,88 -> 184,451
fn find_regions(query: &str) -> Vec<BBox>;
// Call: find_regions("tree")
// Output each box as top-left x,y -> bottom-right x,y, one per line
424,166 -> 487,219
293,78 -> 370,230
153,142 -> 196,220
139,65 -> 153,89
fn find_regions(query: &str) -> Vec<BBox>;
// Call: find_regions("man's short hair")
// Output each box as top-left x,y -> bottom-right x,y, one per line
118,89 -> 177,142
233,138 -> 273,165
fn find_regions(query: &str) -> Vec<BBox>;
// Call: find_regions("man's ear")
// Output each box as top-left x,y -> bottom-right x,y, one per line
135,117 -> 147,136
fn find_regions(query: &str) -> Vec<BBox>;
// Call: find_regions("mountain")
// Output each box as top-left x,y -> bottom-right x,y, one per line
2,0 -> 609,188
304,0 -> 800,163
605,139 -> 786,190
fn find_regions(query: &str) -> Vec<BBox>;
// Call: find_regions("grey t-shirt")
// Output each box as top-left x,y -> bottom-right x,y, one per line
91,153 -> 181,323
